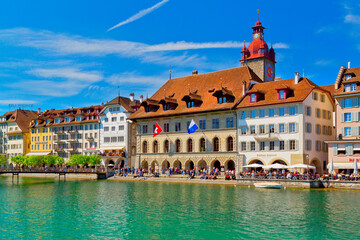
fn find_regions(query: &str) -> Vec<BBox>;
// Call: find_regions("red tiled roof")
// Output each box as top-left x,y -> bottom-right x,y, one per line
105,96 -> 140,113
334,66 -> 360,96
236,77 -> 334,109
129,66 -> 261,119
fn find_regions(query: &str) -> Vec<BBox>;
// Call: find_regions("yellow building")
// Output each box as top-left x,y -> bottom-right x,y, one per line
29,117 -> 53,155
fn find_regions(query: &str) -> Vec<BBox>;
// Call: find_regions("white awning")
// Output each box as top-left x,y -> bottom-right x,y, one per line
327,162 -> 357,169
26,152 -> 51,156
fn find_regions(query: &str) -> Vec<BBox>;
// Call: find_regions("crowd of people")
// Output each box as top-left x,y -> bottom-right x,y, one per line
113,167 -> 360,181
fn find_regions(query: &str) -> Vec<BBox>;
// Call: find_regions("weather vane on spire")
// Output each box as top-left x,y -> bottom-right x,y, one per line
257,9 -> 260,21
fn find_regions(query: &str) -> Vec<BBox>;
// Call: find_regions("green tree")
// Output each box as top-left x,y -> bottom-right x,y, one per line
89,154 -> 101,166
0,155 -> 7,166
11,156 -> 25,166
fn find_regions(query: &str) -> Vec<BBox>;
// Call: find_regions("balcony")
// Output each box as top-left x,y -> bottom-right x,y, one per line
68,147 -> 78,152
67,129 -> 78,133
68,137 -> 80,143
55,148 -> 65,152
254,133 -> 279,141
87,137 -> 95,142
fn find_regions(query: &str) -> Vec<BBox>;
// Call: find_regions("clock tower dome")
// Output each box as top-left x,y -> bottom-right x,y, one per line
240,13 -> 276,82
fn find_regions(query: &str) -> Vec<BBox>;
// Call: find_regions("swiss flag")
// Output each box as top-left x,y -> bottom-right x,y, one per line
153,122 -> 162,137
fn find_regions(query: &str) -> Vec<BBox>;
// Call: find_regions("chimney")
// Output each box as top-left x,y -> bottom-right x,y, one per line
37,108 -> 41,114
294,72 -> 301,84
140,95 -> 143,103
192,70 -> 198,75
101,102 -> 104,106
348,61 -> 351,69
129,93 -> 134,101
242,81 -> 246,96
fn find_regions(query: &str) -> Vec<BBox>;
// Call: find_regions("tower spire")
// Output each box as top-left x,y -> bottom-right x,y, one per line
257,9 -> 260,21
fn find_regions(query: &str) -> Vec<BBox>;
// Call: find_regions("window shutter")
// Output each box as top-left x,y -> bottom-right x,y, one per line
284,123 -> 288,133
296,140 -> 299,151
265,125 -> 269,134
246,142 -> 250,151
295,123 -> 299,133
333,144 -> 337,155
341,113 -> 344,123
340,99 -> 344,108
352,97 -> 358,107
352,112 -> 358,122
285,107 -> 289,115
274,124 -> 278,133
352,127 -> 359,136
295,106 -> 298,114
341,127 -> 345,136
284,140 -> 288,150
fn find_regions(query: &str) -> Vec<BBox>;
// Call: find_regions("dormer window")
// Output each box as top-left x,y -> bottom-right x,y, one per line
250,94 -> 256,103
279,90 -> 285,99
218,96 -> 228,104
187,101 -> 195,108
66,117 -> 71,123
76,116 -> 82,121
35,120 -> 38,125
276,87 -> 291,100
55,118 -> 60,124
345,75 -> 352,81
46,119 -> 49,124
344,83 -> 357,92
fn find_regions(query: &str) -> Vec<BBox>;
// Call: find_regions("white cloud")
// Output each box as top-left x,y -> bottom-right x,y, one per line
4,67 -> 104,97
272,43 -> 289,49
106,72 -> 168,85
315,60 -> 333,66
107,0 -> 170,31
27,68 -> 103,81
0,28 -> 289,67
0,100 -> 37,105
345,14 -> 360,24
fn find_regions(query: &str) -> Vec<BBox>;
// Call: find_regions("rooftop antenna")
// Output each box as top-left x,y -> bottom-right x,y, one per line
303,69 -> 305,78
257,9 -> 260,21
169,65 -> 172,80
118,86 -> 120,104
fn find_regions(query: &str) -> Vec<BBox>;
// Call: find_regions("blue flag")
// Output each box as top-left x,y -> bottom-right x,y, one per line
188,119 -> 198,134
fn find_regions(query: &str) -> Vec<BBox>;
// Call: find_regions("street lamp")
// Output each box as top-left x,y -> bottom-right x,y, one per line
306,154 -> 309,181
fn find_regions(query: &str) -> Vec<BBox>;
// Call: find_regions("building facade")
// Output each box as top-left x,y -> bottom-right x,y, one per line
99,94 -> 140,168
236,76 -> 335,173
326,65 -> 360,172
4,110 -> 38,158
29,106 -> 103,160
129,66 -> 262,173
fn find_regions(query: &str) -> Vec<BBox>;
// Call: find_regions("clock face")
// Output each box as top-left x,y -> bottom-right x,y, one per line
266,64 -> 274,81
254,33 -> 259,39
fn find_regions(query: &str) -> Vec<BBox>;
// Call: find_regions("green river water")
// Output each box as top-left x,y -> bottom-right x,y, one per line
0,177 -> 359,240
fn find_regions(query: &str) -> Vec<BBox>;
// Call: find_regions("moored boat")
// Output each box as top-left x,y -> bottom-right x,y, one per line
254,182 -> 282,189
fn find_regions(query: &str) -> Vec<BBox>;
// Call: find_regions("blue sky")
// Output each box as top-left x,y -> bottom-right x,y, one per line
0,0 -> 359,113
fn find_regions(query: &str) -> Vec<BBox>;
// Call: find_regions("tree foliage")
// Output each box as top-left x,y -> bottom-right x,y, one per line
68,154 -> 101,166
0,155 -> 7,166
10,155 -> 65,167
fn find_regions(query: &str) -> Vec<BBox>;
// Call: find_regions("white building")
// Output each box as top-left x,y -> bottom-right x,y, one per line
236,74 -> 335,173
99,94 -> 140,168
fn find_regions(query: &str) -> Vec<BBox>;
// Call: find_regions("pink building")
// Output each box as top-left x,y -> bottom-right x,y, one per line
326,65 -> 360,172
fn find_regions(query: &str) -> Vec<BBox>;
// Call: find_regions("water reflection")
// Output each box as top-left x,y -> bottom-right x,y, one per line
0,178 -> 360,239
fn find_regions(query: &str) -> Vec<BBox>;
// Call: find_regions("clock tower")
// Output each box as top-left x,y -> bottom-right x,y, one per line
240,15 -> 276,82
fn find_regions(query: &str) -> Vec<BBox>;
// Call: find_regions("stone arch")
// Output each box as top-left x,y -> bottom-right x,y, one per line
310,158 -> 322,173
173,160 -> 182,169
213,137 -> 220,152
115,159 -> 125,168
185,160 -> 195,170
247,158 -> 265,165
226,136 -> 234,152
162,160 -> 170,169
225,159 -> 235,170
175,139 -> 181,153
141,160 -> 148,169
197,159 -> 207,170
187,138 -> 193,152
210,159 -> 221,170
163,140 -> 170,153
269,158 -> 289,166
153,140 -> 159,153
142,140 -> 148,153
199,138 -> 206,152
151,160 -> 159,170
